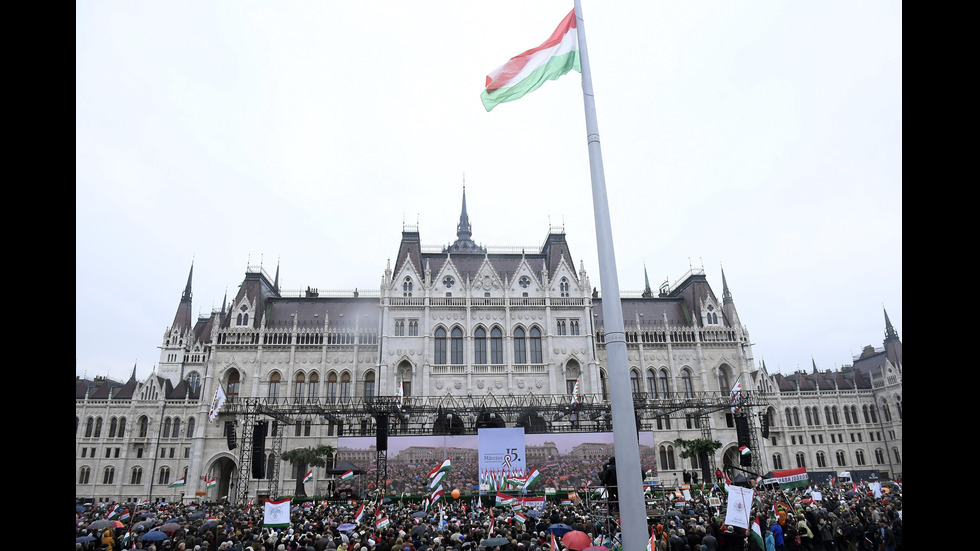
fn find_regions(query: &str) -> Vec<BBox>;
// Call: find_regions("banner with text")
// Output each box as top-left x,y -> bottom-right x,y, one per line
478,428 -> 527,494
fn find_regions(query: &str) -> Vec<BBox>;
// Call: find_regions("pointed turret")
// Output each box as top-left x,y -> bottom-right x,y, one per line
719,264 -> 741,329
721,264 -> 733,305
812,356 -> 819,374
273,261 -> 280,294
129,362 -> 138,383
642,263 -> 653,298
882,305 -> 902,368
171,263 -> 194,334
446,184 -> 486,254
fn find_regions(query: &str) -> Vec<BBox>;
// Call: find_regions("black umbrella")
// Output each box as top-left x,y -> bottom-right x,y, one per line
666,510 -> 682,517
844,491 -> 859,498
88,519 -> 116,531
189,512 -> 206,520
481,536 -> 509,547
411,511 -> 428,519
411,525 -> 426,537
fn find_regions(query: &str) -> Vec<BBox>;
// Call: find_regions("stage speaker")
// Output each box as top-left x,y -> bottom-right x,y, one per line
376,415 -> 389,451
735,415 -> 752,466
252,421 -> 268,479
760,416 -> 770,439
226,421 -> 237,450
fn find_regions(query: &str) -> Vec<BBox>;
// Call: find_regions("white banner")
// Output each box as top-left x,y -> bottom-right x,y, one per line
478,428 -> 526,494
263,498 -> 290,528
724,486 -> 754,530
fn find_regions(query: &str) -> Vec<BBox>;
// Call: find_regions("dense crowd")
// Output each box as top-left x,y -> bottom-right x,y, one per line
76,479 -> 902,551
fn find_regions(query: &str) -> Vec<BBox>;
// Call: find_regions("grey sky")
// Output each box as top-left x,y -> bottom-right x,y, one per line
76,2 -> 902,383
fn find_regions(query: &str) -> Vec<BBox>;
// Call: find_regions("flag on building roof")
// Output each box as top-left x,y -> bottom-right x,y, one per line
480,8 -> 580,112
208,384 -> 227,423
168,477 -> 186,487
303,470 -> 314,483
341,470 -> 354,482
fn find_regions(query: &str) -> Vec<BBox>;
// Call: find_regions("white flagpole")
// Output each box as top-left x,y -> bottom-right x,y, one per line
573,1 -> 647,549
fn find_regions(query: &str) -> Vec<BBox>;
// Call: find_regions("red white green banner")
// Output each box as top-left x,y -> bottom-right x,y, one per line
263,498 -> 291,528
765,467 -> 810,489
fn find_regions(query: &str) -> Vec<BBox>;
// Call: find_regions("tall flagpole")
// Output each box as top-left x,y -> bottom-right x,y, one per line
573,1 -> 648,549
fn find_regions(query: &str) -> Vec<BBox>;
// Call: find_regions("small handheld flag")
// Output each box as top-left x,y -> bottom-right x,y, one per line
304,470 -> 314,483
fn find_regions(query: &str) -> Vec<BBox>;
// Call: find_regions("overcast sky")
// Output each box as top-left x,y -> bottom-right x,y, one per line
76,1 -> 902,383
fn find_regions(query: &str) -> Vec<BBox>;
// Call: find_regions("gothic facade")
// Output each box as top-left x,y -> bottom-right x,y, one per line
76,192 -> 903,504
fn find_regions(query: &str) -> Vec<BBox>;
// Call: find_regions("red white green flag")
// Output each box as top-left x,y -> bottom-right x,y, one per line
168,477 -> 186,488
341,470 -> 354,482
480,9 -> 580,112
354,503 -> 366,524
751,517 -> 764,548
303,470 -> 314,483
376,517 -> 390,530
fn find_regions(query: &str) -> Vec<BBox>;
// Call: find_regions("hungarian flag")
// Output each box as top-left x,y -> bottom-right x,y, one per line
495,492 -> 517,506
524,468 -> 541,489
168,477 -> 186,487
481,8 -> 581,112
729,378 -> 743,412
571,378 -> 581,404
354,503 -> 366,524
771,467 -> 810,490
118,510 -> 131,522
550,532 -> 559,551
396,381 -> 404,404
431,485 -> 445,505
750,517 -> 764,549
430,459 -> 451,489
304,470 -> 314,483
208,384 -> 227,423
246,499 -> 253,514
514,512 -> 527,525
107,504 -> 119,519
376,517 -> 390,530
740,446 -> 752,456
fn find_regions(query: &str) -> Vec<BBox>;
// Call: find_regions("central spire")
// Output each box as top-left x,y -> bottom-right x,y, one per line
446,177 -> 485,254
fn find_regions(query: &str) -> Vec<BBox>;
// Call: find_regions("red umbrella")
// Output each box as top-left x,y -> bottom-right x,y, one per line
562,530 -> 592,550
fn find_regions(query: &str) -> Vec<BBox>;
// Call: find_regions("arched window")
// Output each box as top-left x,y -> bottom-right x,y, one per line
812,407 -> 820,426
772,454 -> 783,470
805,408 -> 813,426
108,417 -> 118,438
118,417 -> 126,438
862,405 -> 871,424
163,418 -> 172,438
451,327 -> 464,364
600,370 -> 609,401
434,327 -> 447,364
855,449 -> 866,466
403,277 -> 413,297
631,370 -> 640,394
874,449 -> 885,464
658,370 -> 670,396
844,405 -> 852,424
94,417 -> 103,438
824,407 -> 833,426
172,418 -> 181,438
294,372 -> 306,401
341,372 -> 351,401
793,408 -> 800,427
364,371 -> 375,399
188,371 -> 201,393
836,450 -> 847,466
795,452 -> 806,468
78,467 -> 91,485
513,327 -> 526,363
139,416 -> 149,438
646,369 -> 656,396
659,445 -> 676,470
832,406 -> 840,425
327,372 -> 338,402
850,406 -> 858,424
816,451 -> 827,468
227,369 -> 241,399
474,327 -> 487,364
130,467 -> 143,485
158,467 -> 171,485
892,447 -> 901,463
103,467 -> 115,485
785,408 -> 794,427
869,405 -> 878,423
186,417 -> 195,438
308,372 -> 320,400
269,372 -> 281,401
529,327 -> 543,363
882,400 -> 892,422
681,370 -> 694,398
718,368 -> 731,395
559,277 -> 570,297
895,396 -> 902,419
490,327 -> 503,364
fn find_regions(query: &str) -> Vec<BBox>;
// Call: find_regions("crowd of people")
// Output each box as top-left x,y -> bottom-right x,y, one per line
76,478 -> 902,551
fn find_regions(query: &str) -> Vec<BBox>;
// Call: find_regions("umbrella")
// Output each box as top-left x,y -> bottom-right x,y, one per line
666,510 -> 683,517
133,520 -> 156,532
88,519 -> 117,530
844,491 -> 859,498
480,536 -> 509,547
189,512 -> 206,520
156,522 -> 181,534
562,530 -> 592,550
526,509 -> 543,518
411,511 -> 428,519
76,535 -> 97,543
76,506 -> 87,513
548,523 -> 573,537
141,531 -> 169,542
411,525 -> 426,537
338,523 -> 357,532
583,547 -> 610,551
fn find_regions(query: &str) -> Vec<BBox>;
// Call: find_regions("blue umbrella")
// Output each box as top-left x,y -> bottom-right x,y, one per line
141,531 -> 169,542
76,535 -> 96,543
548,523 -> 573,537
338,523 -> 357,532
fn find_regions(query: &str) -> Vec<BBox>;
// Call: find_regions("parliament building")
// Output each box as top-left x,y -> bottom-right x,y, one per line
76,190 -> 903,504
